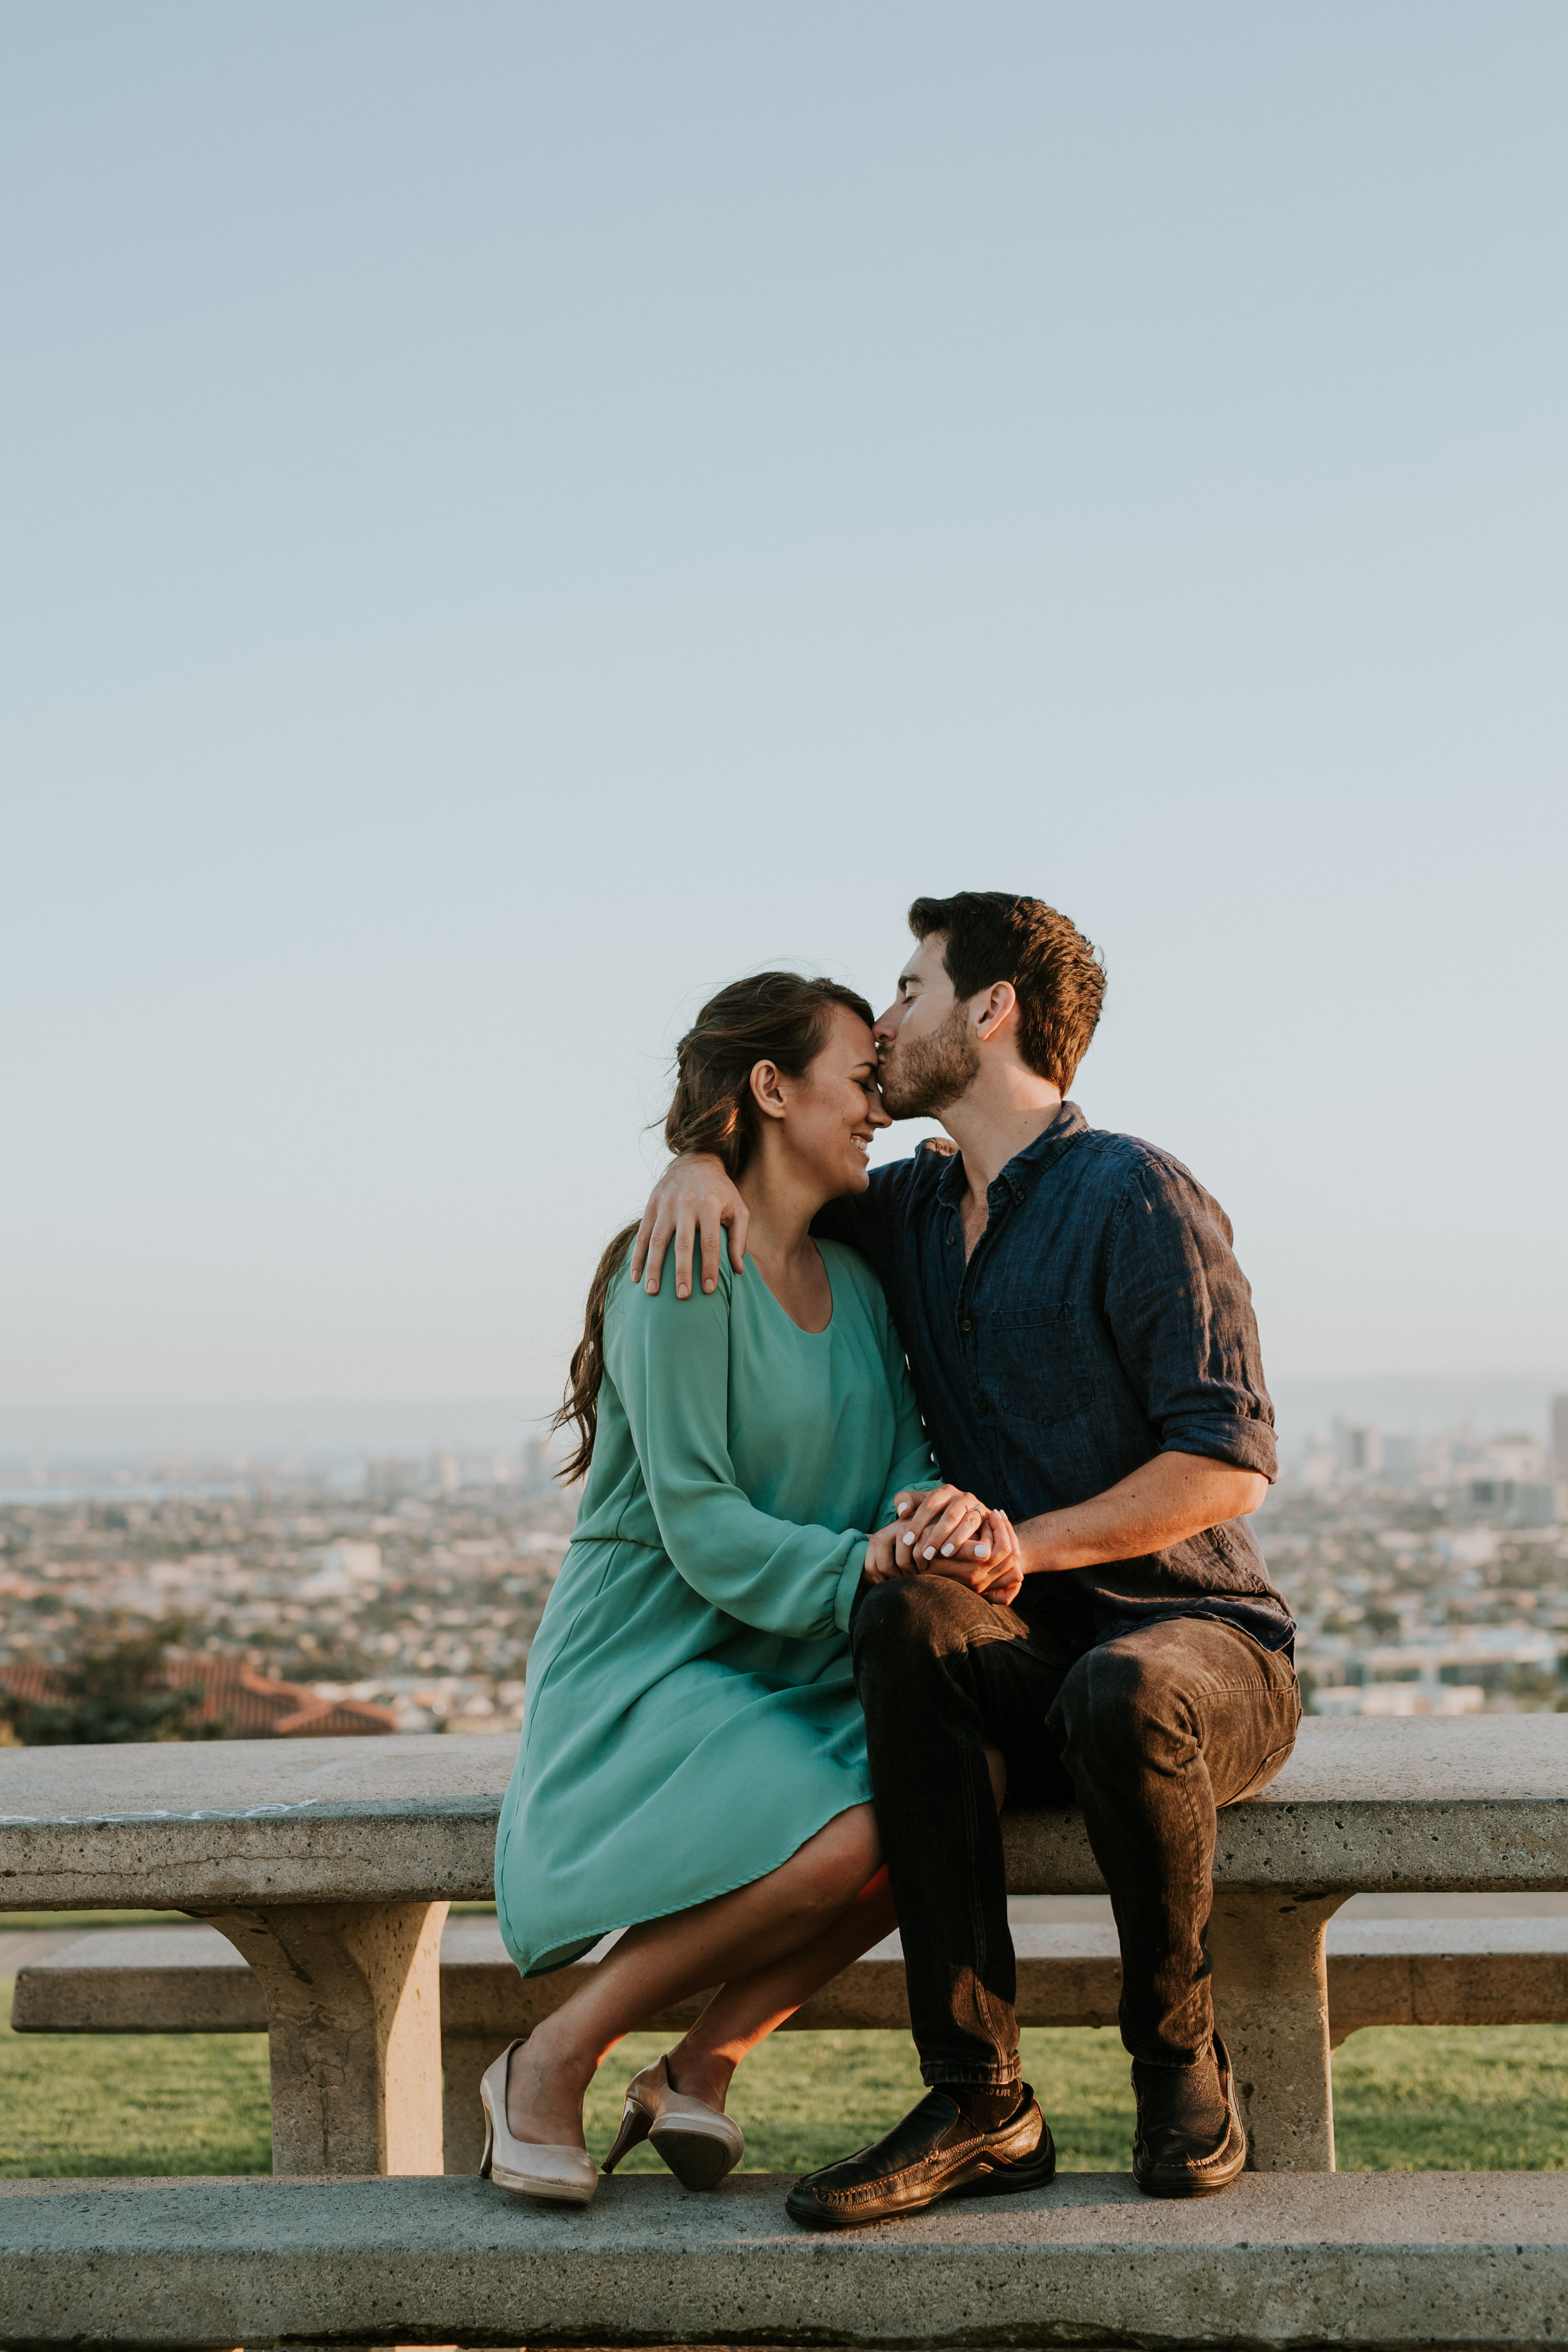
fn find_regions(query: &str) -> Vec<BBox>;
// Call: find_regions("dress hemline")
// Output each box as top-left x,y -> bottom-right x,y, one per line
502,1770 -> 874,1981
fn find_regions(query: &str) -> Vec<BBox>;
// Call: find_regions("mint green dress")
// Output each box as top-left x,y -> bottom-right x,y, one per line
494,1240 -> 936,1976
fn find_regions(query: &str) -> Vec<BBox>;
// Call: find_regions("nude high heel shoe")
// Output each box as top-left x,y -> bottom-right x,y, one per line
479,2038 -> 597,2205
601,2055 -> 745,2191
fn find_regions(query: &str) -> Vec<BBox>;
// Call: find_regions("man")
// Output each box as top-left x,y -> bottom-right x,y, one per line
632,891 -> 1298,2219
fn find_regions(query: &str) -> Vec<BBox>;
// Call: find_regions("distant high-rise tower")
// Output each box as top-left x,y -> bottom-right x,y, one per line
1553,1394 -> 1568,1480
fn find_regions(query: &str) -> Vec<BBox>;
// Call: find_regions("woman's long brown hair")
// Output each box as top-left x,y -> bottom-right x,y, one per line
551,971 -> 875,1481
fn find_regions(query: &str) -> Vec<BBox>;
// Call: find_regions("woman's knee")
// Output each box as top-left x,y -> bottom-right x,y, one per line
788,1806 -> 881,1912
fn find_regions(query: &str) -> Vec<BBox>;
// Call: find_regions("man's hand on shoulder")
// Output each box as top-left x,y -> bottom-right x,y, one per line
630,1153 -> 748,1300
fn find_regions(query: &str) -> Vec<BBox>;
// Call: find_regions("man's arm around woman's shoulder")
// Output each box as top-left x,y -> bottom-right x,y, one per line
630,1143 -> 948,1298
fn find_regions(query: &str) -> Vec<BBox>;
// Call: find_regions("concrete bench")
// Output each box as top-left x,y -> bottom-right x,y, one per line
6,2169 -> 1568,2351
6,1715 -> 1568,2180
16,1912 -> 1568,2174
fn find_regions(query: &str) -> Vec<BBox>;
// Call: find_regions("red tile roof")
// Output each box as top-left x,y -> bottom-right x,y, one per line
0,1653 -> 394,1738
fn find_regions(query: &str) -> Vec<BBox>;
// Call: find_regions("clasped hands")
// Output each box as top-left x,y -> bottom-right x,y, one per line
863,1485 -> 1024,1607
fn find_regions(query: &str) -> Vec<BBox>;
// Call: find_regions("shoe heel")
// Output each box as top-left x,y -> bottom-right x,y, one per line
601,2097 -> 652,2176
650,2120 -> 740,2191
479,2088 -> 495,2179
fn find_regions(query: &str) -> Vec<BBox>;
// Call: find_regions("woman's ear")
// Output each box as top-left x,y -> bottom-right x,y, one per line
748,1058 -> 789,1123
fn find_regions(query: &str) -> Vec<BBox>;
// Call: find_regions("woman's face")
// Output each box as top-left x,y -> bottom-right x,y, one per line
770,1005 -> 891,1196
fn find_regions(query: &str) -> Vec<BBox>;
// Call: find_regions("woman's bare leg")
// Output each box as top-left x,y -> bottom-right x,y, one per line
667,1744 -> 1006,2103
663,1865 -> 896,2106
506,1802 -> 880,2143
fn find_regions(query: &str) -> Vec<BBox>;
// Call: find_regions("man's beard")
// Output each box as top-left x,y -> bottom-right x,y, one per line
879,1002 -> 981,1119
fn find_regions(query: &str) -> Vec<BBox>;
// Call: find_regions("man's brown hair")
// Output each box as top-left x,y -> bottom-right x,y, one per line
908,890 -> 1106,1092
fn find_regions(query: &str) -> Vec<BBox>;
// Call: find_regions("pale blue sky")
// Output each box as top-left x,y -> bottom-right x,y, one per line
4,2 -> 1564,1409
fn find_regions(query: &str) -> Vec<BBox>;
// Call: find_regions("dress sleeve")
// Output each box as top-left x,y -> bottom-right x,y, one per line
1103,1155 -> 1278,1481
606,1271 -> 869,1638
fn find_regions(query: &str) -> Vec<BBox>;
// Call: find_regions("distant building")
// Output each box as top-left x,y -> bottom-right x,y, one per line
1333,1419 -> 1383,1478
1467,1479 -> 1558,1528
301,1539 -> 383,1598
1553,1394 -> 1568,1480
1477,1433 -> 1547,1482
1380,1434 -> 1419,1485
366,1458 -> 420,1502
1298,1432 -> 1337,1489
324,1540 -> 382,1583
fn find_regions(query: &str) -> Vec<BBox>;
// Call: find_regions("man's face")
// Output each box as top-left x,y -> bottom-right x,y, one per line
874,935 -> 981,1119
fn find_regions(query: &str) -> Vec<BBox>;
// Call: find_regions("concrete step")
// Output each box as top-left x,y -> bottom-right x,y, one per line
15,1913 -> 1568,2038
4,2169 -> 1568,2349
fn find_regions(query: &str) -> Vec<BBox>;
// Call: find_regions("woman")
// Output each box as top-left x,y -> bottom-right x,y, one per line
487,971 -> 1016,2204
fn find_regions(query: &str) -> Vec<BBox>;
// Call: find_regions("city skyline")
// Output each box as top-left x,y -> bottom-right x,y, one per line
3,1377 -> 1567,1490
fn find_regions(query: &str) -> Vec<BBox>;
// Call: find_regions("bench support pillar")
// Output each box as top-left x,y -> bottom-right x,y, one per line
442,2031 -> 502,2175
204,1900 -> 448,2176
1208,1889 -> 1347,2172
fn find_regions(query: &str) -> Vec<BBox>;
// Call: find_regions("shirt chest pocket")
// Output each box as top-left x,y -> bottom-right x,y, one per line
980,1302 -> 1094,1428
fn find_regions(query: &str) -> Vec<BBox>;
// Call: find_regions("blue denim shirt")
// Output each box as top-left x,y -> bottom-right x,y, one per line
816,1103 -> 1292,1654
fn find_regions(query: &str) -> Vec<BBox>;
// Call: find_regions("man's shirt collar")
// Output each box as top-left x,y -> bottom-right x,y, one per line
933,1099 -> 1089,1211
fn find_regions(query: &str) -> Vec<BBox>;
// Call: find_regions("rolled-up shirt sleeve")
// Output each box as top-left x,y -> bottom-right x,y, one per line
1103,1157 -> 1278,1481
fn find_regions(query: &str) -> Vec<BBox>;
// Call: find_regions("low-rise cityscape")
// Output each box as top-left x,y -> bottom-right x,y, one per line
0,1442 -> 574,1739
2,1398 -> 1566,1739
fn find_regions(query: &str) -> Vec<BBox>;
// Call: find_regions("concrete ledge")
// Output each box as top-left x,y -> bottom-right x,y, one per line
5,2170 -> 1568,2349
9,1718 -> 1568,1911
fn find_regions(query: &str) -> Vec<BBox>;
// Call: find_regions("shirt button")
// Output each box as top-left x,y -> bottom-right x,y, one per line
960,1318 -> 973,1332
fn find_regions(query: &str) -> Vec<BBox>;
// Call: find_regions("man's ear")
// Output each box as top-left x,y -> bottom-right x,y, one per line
973,981 -> 1017,1044
748,1058 -> 789,1122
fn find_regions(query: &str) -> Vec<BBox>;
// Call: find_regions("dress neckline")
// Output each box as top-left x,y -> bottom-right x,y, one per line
746,1245 -> 836,1337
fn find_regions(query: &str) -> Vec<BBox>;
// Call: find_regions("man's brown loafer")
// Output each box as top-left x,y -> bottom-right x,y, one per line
1132,2034 -> 1248,2197
785,2085 -> 1056,2230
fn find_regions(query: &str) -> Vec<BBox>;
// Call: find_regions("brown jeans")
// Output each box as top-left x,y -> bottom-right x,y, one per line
850,1579 -> 1302,2082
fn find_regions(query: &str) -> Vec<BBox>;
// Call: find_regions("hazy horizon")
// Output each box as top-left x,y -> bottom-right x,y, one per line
4,1374 -> 1564,1474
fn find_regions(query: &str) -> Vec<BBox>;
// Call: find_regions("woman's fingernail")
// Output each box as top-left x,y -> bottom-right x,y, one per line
941,1544 -> 954,1557
976,1543 -> 991,1559
923,1546 -> 935,1559
896,1502 -> 909,1517
901,1530 -> 914,1545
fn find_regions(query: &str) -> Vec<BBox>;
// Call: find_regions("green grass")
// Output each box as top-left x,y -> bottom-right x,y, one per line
6,1980 -> 1568,2179
0,1978 -> 272,2177
1332,2026 -> 1568,2171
